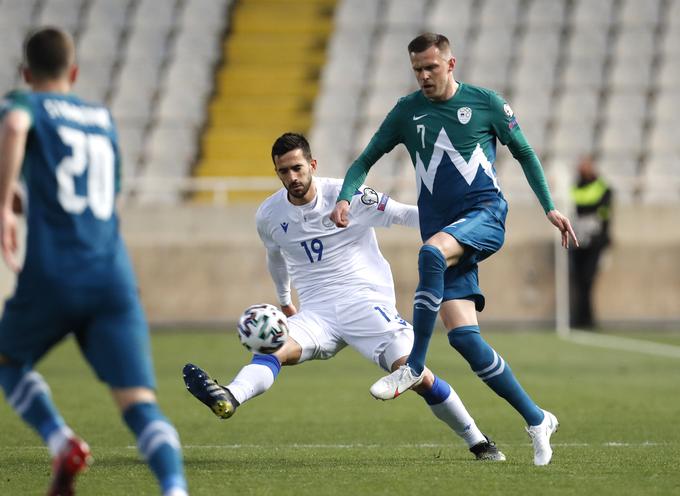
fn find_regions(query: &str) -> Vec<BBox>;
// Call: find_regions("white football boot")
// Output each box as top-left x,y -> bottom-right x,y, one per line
369,365 -> 425,400
526,409 -> 559,466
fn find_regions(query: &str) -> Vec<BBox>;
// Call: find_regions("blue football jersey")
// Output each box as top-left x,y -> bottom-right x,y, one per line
0,90 -> 133,287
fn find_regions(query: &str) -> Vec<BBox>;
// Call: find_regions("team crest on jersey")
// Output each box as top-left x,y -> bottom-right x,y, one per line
457,107 -> 472,124
360,187 -> 379,205
321,216 -> 335,229
503,103 -> 514,117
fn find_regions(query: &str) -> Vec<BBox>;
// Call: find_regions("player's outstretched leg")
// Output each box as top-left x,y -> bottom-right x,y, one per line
183,363 -> 240,419
122,402 -> 187,495
0,364 -> 92,493
183,354 -> 281,419
448,326 -> 558,465
417,375 -> 505,461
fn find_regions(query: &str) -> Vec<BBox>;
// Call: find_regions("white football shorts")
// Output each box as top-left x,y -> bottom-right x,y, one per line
287,290 -> 414,371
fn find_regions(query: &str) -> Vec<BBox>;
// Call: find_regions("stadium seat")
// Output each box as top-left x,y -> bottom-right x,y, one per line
0,0 -> 38,28
333,0 -> 379,29
36,0 -> 84,32
571,0 -> 615,27
561,56 -> 607,90
512,88 -> 552,124
659,27 -> 680,60
479,0 -> 520,27
555,89 -> 601,124
365,86 -> 408,121
467,56 -> 511,94
86,0 -> 131,28
549,121 -> 596,160
384,0 -> 426,30
124,26 -> 170,64
608,56 -> 654,91
525,0 -> 566,28
471,28 -> 515,61
647,121 -> 678,154
666,0 -> 680,27
76,58 -> 114,102
612,27 -> 656,61
512,58 -> 558,93
78,26 -> 122,63
179,0 -> 231,30
565,26 -> 610,62
619,0 -> 662,27
117,123 -> 146,179
651,89 -> 680,124
425,0 -> 473,34
143,126 -> 197,177
603,91 -> 648,123
518,27 -> 561,64
131,0 -> 177,28
656,57 -> 680,90
600,122 -> 644,157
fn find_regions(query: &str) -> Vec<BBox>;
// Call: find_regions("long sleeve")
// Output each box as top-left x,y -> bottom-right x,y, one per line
265,246 -> 292,307
383,198 -> 419,228
337,102 -> 403,203
506,129 -> 555,213
256,206 -> 292,306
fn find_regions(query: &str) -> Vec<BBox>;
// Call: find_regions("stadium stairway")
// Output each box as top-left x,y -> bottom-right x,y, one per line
195,0 -> 336,202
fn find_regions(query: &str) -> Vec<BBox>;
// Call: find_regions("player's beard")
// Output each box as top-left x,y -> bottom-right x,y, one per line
287,178 -> 312,200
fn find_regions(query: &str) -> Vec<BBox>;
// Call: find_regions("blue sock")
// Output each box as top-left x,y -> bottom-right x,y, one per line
408,245 -> 447,375
418,375 -> 451,405
251,353 -> 281,378
0,364 -> 69,450
123,402 -> 187,494
448,326 -> 545,426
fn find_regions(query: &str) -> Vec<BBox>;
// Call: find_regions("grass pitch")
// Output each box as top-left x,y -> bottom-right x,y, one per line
1,330 -> 679,495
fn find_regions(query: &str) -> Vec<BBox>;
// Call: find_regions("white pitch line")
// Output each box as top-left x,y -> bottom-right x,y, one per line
564,330 -> 680,359
164,442 -> 671,450
8,442 -> 669,451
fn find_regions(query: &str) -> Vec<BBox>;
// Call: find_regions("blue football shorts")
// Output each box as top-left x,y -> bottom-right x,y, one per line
440,199 -> 508,311
0,279 -> 156,389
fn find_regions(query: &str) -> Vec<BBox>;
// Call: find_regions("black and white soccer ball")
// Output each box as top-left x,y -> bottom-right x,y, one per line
237,303 -> 289,354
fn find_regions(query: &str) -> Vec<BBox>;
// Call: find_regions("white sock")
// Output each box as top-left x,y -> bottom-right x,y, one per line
47,425 -> 74,457
226,364 -> 276,405
429,388 -> 486,448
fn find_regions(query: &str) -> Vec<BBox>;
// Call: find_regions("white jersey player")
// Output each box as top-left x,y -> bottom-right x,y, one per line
183,133 -> 505,461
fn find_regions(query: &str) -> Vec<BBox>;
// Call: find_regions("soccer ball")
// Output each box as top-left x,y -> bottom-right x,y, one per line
237,303 -> 289,354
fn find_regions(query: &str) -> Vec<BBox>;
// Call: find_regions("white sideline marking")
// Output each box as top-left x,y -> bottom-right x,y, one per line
564,330 -> 680,359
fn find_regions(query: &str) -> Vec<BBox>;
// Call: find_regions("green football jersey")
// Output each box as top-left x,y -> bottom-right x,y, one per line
339,82 -> 553,239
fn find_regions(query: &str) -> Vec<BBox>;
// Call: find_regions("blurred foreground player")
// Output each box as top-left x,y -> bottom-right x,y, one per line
183,133 -> 505,461
0,27 -> 187,495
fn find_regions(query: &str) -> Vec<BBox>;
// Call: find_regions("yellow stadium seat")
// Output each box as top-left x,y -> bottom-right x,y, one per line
195,0 -> 337,203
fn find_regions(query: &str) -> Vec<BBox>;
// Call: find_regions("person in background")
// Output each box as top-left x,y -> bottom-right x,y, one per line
569,155 -> 613,329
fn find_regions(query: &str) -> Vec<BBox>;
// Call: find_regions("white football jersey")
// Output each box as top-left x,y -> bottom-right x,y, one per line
256,177 -> 418,308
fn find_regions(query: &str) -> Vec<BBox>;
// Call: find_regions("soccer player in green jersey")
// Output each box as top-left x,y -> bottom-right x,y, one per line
330,33 -> 578,466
